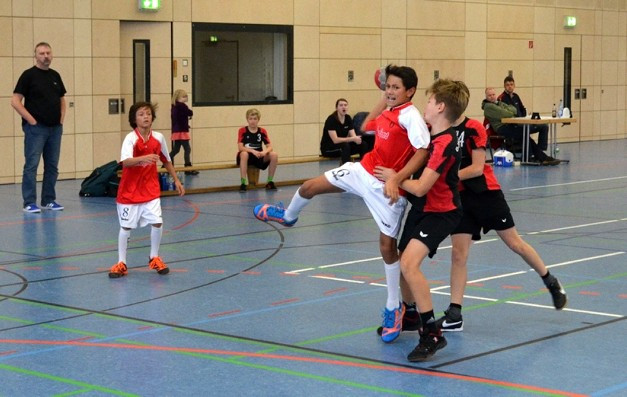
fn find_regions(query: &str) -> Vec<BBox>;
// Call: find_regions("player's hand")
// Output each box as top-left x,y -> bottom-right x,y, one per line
354,136 -> 362,145
383,179 -> 400,204
373,166 -> 396,182
175,180 -> 185,196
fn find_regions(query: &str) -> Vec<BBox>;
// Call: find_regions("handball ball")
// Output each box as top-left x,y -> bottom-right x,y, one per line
374,68 -> 386,90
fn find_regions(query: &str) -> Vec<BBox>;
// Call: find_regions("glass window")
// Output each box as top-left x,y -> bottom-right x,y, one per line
192,23 -> 293,106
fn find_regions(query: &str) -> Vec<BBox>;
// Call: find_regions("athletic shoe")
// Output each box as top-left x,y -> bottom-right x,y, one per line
149,256 -> 170,275
407,331 -> 447,362
23,204 -> 41,213
253,203 -> 298,227
265,181 -> 277,190
239,183 -> 247,192
380,303 -> 406,343
43,201 -> 64,211
435,309 -> 464,332
542,157 -> 560,166
376,303 -> 420,335
547,279 -> 567,309
185,170 -> 199,175
108,262 -> 128,278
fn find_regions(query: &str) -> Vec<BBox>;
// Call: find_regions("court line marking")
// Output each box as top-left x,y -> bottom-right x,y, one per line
509,175 -> 627,191
0,339 -> 588,397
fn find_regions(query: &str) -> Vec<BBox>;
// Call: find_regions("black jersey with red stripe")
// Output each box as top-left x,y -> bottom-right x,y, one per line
422,128 -> 462,213
454,117 -> 501,193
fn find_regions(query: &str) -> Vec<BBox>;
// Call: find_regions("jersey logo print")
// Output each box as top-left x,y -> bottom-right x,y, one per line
419,231 -> 428,238
501,218 -> 507,222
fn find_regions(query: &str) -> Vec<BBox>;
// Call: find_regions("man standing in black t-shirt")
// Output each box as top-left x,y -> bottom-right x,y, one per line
12,42 -> 66,213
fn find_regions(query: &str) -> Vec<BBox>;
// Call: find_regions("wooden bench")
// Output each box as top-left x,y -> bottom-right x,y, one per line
157,155 -> 335,195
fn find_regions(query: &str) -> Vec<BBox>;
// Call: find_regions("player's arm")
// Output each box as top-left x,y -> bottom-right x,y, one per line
163,161 -> 185,196
400,168 -> 439,197
459,148 -> 485,181
360,93 -> 387,133
122,154 -> 159,167
383,148 -> 429,203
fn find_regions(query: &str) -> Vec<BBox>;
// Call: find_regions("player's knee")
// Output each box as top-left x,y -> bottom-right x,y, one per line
152,224 -> 162,228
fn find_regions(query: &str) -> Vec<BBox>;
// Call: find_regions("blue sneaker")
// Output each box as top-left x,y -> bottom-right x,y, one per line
381,303 -> 405,343
253,202 -> 297,227
43,201 -> 64,211
23,204 -> 41,213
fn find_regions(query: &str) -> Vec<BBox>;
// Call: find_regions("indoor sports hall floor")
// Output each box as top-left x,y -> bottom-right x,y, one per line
0,139 -> 625,397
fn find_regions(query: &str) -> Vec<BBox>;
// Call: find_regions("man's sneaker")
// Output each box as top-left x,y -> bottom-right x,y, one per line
435,309 -> 463,332
23,204 -> 41,213
239,184 -> 247,192
108,262 -> 128,278
149,256 -> 170,275
407,331 -> 447,362
546,279 -> 567,309
380,303 -> 406,343
43,201 -> 64,211
265,181 -> 277,190
377,303 -> 420,335
253,203 -> 298,227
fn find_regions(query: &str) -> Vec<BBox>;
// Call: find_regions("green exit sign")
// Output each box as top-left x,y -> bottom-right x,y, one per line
564,16 -> 577,28
139,0 -> 161,11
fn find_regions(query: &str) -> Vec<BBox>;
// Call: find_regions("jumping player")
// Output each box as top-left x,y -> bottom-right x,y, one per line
253,65 -> 431,343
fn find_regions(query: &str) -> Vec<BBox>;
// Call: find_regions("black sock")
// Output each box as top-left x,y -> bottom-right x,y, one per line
541,271 -> 556,286
447,303 -> 462,319
419,310 -> 436,333
403,301 -> 417,312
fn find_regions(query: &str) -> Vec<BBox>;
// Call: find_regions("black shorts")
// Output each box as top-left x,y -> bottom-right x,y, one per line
452,189 -> 515,240
398,208 -> 462,258
236,152 -> 270,170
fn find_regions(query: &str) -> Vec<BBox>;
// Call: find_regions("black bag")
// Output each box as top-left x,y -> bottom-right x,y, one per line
79,160 -> 121,197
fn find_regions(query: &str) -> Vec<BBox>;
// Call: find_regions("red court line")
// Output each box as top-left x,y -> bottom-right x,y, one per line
578,291 -> 600,296
0,339 -> 587,397
208,309 -> 241,318
207,269 -> 225,274
502,285 -> 523,290
324,287 -> 347,296
271,298 -> 300,306
170,200 -> 201,230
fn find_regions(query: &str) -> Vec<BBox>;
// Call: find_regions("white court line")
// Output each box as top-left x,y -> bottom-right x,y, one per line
506,301 -> 624,318
528,219 -> 624,235
509,175 -> 627,191
311,275 -> 364,284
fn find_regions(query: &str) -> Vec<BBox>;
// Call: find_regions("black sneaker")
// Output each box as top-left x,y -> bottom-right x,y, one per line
376,303 -> 421,336
185,170 -> 199,175
435,309 -> 463,332
407,331 -> 447,362
239,184 -> 247,192
265,181 -> 277,190
547,279 -> 567,309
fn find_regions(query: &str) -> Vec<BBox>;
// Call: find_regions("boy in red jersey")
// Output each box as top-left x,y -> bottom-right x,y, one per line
253,65 -> 431,343
108,102 -> 185,278
434,115 -> 567,331
375,79 -> 469,361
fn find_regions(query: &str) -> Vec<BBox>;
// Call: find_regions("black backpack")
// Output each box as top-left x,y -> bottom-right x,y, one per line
79,160 -> 121,197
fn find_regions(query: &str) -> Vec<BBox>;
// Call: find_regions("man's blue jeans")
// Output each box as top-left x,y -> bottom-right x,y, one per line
22,123 -> 63,207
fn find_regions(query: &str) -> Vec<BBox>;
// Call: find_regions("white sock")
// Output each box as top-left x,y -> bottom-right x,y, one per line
118,228 -> 130,264
384,261 -> 401,310
284,189 -> 309,221
150,226 -> 163,259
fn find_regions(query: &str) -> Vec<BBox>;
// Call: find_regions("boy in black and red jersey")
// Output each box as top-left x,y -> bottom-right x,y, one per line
375,79 -> 469,362
236,108 -> 279,192
434,115 -> 567,332
108,102 -> 185,279
253,65 -> 431,344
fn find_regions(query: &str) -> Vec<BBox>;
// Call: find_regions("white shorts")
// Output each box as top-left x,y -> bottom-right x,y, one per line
117,198 -> 162,229
324,162 -> 407,238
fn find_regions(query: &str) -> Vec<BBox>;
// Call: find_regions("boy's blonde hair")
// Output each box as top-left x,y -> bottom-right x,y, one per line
426,79 -> 469,122
246,108 -> 261,119
172,89 -> 188,105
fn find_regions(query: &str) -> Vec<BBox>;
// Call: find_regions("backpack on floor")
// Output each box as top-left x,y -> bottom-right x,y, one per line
79,160 -> 121,197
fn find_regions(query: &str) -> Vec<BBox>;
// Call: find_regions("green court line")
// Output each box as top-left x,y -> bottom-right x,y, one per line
0,364 -> 138,396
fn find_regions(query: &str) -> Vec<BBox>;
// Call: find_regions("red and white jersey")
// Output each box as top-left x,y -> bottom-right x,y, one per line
361,102 -> 430,176
117,129 -> 171,204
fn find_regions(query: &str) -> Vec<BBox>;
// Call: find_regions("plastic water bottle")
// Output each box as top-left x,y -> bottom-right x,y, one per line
558,99 -> 564,118
552,104 -> 557,118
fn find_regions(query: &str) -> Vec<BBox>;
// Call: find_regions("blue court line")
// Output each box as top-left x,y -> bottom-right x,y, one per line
590,381 -> 627,396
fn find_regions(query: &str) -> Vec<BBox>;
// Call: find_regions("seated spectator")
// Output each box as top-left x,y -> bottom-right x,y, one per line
482,87 -> 558,165
498,75 -> 548,150
320,98 -> 366,165
236,108 -> 278,192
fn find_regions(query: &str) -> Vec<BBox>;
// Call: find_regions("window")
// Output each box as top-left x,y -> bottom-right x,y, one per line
192,23 -> 293,106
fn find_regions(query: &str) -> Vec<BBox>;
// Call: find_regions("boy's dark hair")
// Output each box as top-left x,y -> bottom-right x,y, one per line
426,79 -> 469,123
504,75 -> 515,84
385,64 -> 418,98
128,102 -> 157,128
